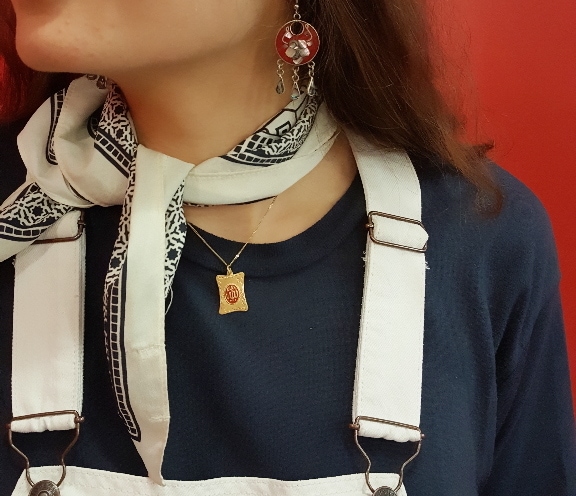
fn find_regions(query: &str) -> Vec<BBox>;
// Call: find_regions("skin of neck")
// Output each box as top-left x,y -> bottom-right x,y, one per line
113,31 -> 291,165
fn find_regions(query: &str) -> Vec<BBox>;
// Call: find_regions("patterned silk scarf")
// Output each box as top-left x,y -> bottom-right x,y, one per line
0,75 -> 338,482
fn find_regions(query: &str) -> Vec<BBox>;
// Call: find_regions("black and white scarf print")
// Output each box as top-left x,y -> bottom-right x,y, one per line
0,75 -> 338,478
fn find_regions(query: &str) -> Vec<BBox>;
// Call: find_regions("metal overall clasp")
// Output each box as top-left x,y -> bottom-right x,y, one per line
6,410 -> 84,496
349,416 -> 424,496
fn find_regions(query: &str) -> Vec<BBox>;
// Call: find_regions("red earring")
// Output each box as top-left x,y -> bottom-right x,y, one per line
275,1 -> 320,99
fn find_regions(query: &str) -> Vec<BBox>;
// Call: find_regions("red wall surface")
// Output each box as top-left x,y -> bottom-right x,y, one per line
447,0 -> 576,409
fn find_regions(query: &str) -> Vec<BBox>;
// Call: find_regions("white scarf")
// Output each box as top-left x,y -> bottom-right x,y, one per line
0,75 -> 338,482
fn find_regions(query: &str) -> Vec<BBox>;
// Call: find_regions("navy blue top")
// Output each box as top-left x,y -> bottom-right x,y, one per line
0,124 -> 575,495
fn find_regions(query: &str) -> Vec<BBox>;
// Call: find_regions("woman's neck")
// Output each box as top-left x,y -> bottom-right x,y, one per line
113,48 -> 291,165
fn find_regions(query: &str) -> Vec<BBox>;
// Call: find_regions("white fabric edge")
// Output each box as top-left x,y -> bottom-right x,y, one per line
12,467 -> 407,496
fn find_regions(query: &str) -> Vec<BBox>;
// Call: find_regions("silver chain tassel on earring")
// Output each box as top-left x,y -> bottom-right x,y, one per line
291,66 -> 301,100
276,60 -> 286,95
306,61 -> 316,97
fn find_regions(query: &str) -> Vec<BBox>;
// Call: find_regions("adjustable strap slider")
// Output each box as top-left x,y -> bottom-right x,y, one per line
366,211 -> 428,253
34,211 -> 85,245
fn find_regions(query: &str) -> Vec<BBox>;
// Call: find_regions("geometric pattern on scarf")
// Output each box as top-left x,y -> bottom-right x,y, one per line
88,88 -> 135,178
46,90 -> 67,165
0,183 -> 73,243
225,95 -> 318,165
103,160 -> 140,439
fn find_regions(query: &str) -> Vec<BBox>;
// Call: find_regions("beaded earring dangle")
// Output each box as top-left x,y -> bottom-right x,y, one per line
275,0 -> 320,99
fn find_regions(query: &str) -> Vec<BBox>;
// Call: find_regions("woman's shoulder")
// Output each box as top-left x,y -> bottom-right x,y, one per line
414,152 -> 552,226
489,163 -> 554,238
414,153 -> 561,326
415,153 -> 558,273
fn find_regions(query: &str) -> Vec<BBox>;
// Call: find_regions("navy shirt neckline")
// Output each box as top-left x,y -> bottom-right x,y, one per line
182,173 -> 365,277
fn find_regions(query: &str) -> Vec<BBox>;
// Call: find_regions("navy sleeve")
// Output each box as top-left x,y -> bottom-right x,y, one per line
479,168 -> 576,495
481,288 -> 576,495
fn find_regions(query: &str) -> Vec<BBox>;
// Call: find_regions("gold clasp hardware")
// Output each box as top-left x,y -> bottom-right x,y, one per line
6,410 -> 84,489
349,416 -> 424,495
34,211 -> 85,245
366,211 -> 427,253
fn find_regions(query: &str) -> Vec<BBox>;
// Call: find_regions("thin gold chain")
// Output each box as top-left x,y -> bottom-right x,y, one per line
187,196 -> 277,274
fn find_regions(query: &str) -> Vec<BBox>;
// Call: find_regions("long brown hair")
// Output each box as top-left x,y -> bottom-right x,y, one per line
0,0 -> 499,206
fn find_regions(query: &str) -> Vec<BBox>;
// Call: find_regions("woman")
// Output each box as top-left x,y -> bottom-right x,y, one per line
1,0 -> 575,495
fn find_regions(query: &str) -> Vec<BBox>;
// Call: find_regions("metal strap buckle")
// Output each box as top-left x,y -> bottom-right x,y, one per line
6,410 -> 84,491
349,416 -> 424,495
34,211 -> 85,245
366,211 -> 427,253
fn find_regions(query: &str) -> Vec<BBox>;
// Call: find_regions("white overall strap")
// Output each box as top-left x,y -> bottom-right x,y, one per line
11,210 -> 85,433
351,135 -> 428,443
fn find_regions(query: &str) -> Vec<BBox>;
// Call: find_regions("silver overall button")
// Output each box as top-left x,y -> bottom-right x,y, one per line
374,487 -> 398,496
29,480 -> 60,496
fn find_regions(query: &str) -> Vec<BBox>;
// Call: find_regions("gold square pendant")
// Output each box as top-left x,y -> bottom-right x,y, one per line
216,271 -> 248,315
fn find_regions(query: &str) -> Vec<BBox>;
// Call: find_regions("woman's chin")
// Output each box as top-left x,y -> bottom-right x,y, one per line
13,17 -> 89,73
15,36 -> 85,74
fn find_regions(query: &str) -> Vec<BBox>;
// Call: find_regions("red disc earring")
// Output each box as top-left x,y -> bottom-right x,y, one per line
275,19 -> 320,66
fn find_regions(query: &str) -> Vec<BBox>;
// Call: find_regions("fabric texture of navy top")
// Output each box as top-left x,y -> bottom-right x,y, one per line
0,122 -> 575,495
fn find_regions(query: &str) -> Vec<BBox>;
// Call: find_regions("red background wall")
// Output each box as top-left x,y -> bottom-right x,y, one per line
447,0 -> 576,409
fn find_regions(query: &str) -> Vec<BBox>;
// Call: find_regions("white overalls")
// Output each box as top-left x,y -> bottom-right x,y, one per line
8,140 -> 428,496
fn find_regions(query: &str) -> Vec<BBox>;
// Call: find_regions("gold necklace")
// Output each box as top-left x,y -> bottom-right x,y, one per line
187,197 -> 277,315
